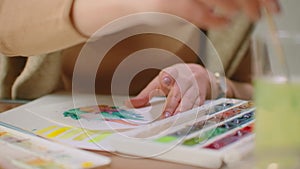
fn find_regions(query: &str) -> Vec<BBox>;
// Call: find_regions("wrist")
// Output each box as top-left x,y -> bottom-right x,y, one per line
225,79 -> 234,98
213,72 -> 227,99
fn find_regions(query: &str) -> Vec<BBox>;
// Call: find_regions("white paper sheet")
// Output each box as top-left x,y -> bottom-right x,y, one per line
0,91 -> 165,151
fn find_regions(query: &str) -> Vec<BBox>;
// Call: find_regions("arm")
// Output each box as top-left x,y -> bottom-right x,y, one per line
0,0 -> 86,56
72,0 -> 281,36
0,0 -> 228,56
0,0 -> 280,56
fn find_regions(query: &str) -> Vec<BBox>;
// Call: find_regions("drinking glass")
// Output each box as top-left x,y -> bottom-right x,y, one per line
252,22 -> 300,169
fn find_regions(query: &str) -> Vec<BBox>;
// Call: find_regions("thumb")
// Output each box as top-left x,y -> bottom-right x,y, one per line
125,96 -> 150,108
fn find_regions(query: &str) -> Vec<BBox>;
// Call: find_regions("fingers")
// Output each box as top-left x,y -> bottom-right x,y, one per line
162,81 -> 205,118
198,0 -> 281,22
161,84 -> 182,118
162,77 -> 200,117
126,66 -> 178,109
237,0 -> 261,21
201,0 -> 261,21
159,70 -> 176,90
160,64 -> 207,118
173,83 -> 207,116
128,64 -> 209,119
237,0 -> 280,21
260,0 -> 281,13
125,76 -> 164,108
173,87 -> 199,115
125,97 -> 150,108
192,1 -> 230,29
161,65 -> 195,118
198,0 -> 239,17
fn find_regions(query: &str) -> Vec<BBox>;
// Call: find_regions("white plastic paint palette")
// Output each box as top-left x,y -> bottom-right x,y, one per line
109,98 -> 255,169
0,125 -> 111,169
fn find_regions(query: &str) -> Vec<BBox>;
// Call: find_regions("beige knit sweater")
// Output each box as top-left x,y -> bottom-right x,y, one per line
0,0 -> 252,100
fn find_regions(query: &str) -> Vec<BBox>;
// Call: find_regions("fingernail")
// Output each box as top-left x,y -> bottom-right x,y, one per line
163,77 -> 172,86
164,111 -> 171,118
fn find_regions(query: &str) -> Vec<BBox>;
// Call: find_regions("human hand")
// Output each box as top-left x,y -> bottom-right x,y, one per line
126,63 -> 220,118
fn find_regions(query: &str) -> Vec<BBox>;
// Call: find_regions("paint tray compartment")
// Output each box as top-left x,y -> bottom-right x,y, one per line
108,98 -> 255,169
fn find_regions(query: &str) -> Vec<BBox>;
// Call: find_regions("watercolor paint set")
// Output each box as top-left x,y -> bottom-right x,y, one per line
0,125 -> 111,169
0,92 -> 255,169
109,98 -> 255,169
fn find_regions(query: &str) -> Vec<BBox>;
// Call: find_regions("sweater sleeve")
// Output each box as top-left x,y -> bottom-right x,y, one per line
0,0 -> 87,56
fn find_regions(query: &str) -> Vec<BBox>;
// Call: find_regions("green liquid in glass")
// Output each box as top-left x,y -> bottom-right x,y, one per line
255,79 -> 300,169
